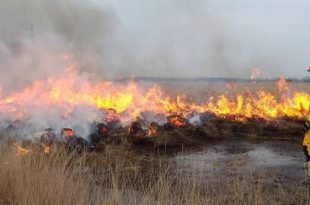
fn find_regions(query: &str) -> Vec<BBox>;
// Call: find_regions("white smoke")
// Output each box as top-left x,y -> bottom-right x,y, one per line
0,0 -> 309,139
1,0 -> 309,89
98,0 -> 310,78
0,0 -> 114,92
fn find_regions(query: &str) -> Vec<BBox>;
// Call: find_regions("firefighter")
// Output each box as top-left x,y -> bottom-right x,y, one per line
303,115 -> 310,177
303,68 -> 310,177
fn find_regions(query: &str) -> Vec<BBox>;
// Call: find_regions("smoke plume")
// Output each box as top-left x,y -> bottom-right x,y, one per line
1,0 -> 310,90
0,0 -> 309,137
0,0 -> 116,91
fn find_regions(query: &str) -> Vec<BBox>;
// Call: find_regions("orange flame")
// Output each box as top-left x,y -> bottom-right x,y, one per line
168,115 -> 187,127
0,69 -> 309,123
42,144 -> 51,154
14,144 -> 30,156
61,128 -> 75,137
148,122 -> 159,135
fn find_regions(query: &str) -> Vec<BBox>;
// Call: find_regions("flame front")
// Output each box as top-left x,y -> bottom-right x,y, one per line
14,144 -> 30,156
0,69 -> 309,123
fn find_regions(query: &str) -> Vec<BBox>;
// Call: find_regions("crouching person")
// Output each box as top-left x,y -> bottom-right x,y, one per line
303,119 -> 310,177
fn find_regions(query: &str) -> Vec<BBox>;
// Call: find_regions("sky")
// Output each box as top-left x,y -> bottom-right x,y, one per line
0,0 -> 309,85
96,0 -> 310,78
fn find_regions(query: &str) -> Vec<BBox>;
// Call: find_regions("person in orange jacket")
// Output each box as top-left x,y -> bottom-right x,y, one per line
303,117 -> 310,177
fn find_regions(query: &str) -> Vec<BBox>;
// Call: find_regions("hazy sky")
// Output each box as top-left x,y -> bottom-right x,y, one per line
96,0 -> 310,78
0,0 -> 309,83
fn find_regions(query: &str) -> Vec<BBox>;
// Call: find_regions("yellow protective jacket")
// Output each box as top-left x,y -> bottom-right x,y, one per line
303,130 -> 310,154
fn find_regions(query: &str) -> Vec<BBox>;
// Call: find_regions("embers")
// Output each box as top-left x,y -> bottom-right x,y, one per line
166,114 -> 188,128
61,128 -> 76,142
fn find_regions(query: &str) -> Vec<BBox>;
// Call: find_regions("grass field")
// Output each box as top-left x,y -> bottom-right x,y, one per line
0,141 -> 308,205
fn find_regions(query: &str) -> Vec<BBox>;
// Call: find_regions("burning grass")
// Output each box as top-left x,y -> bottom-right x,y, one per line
0,70 -> 309,126
0,139 -> 308,205
0,72 -> 308,204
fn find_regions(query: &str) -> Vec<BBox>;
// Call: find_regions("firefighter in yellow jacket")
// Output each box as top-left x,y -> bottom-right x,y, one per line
303,116 -> 310,177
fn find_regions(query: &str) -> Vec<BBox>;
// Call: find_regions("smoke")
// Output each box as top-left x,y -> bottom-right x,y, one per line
0,0 -> 115,139
99,0 -> 310,78
0,0 -> 115,91
101,1 -> 240,78
0,0 -> 309,139
1,0 -> 309,90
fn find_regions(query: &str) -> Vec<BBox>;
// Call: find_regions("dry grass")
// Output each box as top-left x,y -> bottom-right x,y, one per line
0,141 -> 309,205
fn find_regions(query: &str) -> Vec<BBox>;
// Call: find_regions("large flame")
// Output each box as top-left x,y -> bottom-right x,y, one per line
0,68 -> 309,123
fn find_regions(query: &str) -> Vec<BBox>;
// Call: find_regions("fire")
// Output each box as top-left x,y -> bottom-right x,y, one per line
14,144 -> 30,156
148,122 -> 159,135
12,142 -> 52,155
167,115 -> 187,127
42,144 -> 51,154
0,69 -> 309,125
61,128 -> 75,138
95,93 -> 133,113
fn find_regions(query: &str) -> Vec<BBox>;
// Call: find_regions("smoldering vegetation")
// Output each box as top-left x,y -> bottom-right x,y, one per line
1,108 -> 304,152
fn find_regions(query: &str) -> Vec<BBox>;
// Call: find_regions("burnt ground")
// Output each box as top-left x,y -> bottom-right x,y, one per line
115,118 -> 307,186
1,117 -> 307,190
1,117 -> 305,158
1,116 -> 304,149
125,117 -> 305,149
